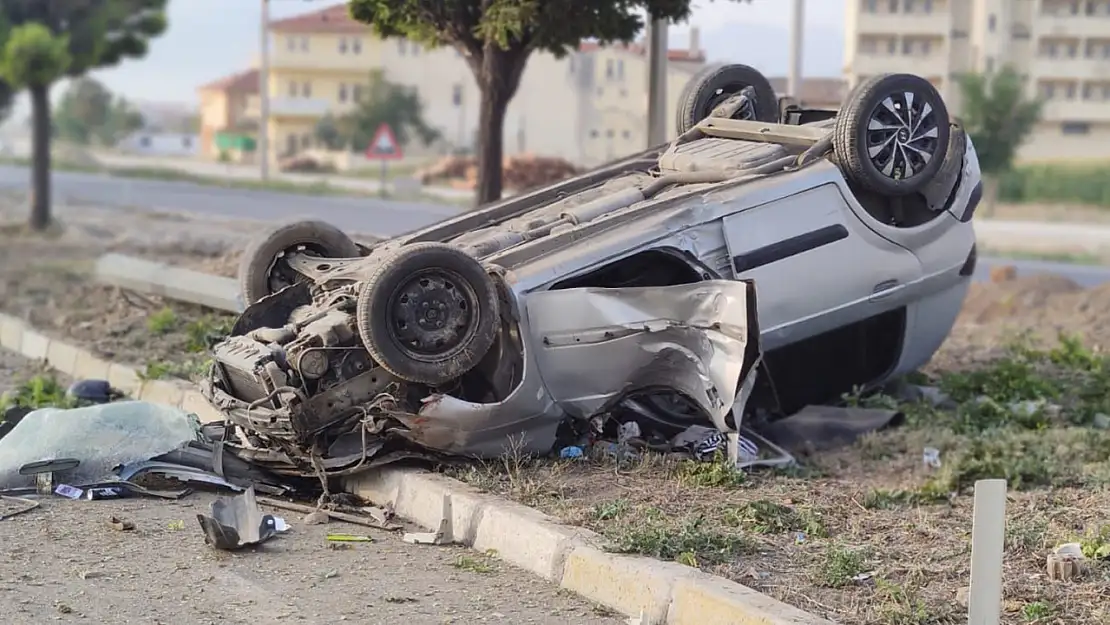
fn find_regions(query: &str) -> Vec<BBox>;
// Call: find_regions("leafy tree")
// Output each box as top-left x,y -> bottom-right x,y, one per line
313,70 -> 439,152
0,1 -> 168,231
957,66 -> 1042,215
53,78 -> 144,145
348,0 -> 748,205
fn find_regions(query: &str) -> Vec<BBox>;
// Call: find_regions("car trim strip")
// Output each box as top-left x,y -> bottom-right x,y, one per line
732,224 -> 850,273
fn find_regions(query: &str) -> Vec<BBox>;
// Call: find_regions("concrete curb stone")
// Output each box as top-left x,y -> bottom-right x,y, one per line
0,311 -> 835,625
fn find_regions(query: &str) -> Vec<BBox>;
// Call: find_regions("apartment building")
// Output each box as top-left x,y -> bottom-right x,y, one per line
844,0 -> 1110,161
196,68 -> 259,159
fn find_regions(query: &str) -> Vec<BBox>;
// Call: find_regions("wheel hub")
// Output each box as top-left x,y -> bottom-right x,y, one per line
390,271 -> 474,356
864,91 -> 941,181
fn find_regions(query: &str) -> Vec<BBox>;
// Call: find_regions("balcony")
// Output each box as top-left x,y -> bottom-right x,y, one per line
1031,58 -> 1110,81
855,13 -> 950,37
1041,100 -> 1110,123
1036,15 -> 1110,39
244,96 -> 331,120
850,53 -> 950,78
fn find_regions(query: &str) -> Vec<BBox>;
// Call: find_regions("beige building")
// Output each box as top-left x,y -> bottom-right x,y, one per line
195,4 -> 718,167
843,0 -> 1110,161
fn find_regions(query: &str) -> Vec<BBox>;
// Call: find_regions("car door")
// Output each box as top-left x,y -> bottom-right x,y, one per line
723,183 -> 922,349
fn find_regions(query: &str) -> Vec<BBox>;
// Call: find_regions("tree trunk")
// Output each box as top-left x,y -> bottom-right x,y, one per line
29,84 -> 52,231
467,45 -> 530,207
475,86 -> 510,205
982,175 -> 1000,218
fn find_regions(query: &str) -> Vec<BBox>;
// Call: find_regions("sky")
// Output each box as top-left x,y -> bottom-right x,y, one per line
2,0 -> 847,125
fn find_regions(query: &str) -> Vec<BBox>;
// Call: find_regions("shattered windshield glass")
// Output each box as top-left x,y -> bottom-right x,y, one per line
0,401 -> 202,489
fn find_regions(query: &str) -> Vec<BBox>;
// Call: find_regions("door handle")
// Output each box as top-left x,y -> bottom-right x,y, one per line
869,279 -> 904,302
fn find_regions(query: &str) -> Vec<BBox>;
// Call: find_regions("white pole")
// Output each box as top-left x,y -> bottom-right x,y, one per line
259,0 -> 271,180
787,0 -> 805,100
967,478 -> 1007,625
646,18 -> 668,147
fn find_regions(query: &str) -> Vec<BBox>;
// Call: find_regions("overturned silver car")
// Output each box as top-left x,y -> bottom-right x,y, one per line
201,67 -> 982,476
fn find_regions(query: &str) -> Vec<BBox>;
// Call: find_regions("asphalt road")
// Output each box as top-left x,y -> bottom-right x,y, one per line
3,164 -> 1110,287
0,165 -> 458,239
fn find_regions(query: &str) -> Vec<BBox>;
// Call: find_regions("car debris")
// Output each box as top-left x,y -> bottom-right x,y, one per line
196,487 -> 289,550
0,495 -> 40,520
256,496 -> 400,531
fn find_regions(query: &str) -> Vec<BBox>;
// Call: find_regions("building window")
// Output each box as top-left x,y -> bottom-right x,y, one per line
620,88 -> 627,97
339,37 -> 348,54
887,39 -> 897,54
906,0 -> 916,12
985,57 -> 994,72
286,37 -> 295,52
452,84 -> 462,107
288,81 -> 297,97
988,14 -> 996,32
606,129 -> 614,138
139,136 -> 151,148
606,59 -> 614,79
617,60 -> 624,80
338,83 -> 348,102
1065,82 -> 1077,98
1061,122 -> 1090,135
182,137 -> 192,148
286,135 -> 296,153
590,129 -> 599,138
923,0 -> 933,13
622,130 -> 631,139
864,0 -> 877,12
300,37 -> 309,51
888,0 -> 898,12
352,38 -> 362,54
1039,82 -> 1055,99
302,81 -> 312,97
398,40 -> 407,55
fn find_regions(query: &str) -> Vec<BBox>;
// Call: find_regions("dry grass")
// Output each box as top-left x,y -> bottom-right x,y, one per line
446,336 -> 1110,625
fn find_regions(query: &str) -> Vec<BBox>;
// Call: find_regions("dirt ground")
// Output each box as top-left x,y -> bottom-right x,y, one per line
0,492 -> 623,625
2,195 -> 1110,624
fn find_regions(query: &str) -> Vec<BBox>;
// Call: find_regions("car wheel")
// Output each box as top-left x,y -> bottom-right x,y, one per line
675,64 -> 778,135
356,243 -> 499,386
833,73 -> 951,196
238,220 -> 360,305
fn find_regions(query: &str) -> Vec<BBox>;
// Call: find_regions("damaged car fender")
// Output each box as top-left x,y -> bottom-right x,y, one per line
525,280 -> 760,432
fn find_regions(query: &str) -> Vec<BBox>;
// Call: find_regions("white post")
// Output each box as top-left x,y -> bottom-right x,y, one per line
259,0 -> 271,181
787,0 -> 805,99
967,478 -> 1007,625
646,18 -> 669,147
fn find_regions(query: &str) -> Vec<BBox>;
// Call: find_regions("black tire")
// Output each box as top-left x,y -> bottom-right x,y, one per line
833,73 -> 951,196
356,243 -> 499,385
239,220 -> 360,305
675,64 -> 778,135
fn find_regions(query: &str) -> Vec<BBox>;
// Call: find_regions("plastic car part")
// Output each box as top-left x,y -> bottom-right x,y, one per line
920,123 -> 968,212
238,220 -> 360,305
833,73 -> 951,196
675,64 -> 779,135
356,242 -> 500,386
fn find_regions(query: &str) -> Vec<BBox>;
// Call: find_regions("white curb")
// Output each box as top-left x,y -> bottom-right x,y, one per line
0,312 -> 834,625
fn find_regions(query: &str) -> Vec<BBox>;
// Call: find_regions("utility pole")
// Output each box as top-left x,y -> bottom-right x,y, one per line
787,0 -> 805,100
259,0 -> 271,180
646,18 -> 668,147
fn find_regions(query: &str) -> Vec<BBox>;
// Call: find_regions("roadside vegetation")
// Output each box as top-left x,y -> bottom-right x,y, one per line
448,333 -> 1110,624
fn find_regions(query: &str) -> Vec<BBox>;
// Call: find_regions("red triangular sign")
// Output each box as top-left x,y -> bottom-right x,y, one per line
365,123 -> 403,160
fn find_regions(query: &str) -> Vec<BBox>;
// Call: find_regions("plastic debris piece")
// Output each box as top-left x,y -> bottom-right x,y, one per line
559,446 -> 584,459
108,516 -> 135,531
54,484 -> 83,499
923,447 -> 942,469
196,487 -> 281,550
327,532 -> 373,542
617,421 -> 641,444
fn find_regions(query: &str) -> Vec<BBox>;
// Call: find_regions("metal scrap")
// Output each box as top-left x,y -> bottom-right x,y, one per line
0,495 -> 40,520
196,487 -> 287,550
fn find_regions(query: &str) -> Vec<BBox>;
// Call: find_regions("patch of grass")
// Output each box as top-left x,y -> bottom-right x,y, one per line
815,545 -> 869,588
1021,601 -> 1054,622
874,579 -> 930,625
1078,523 -> 1110,560
673,454 -> 746,488
184,315 -> 234,352
723,499 -> 827,537
452,553 -> 497,574
860,485 -> 950,510
603,515 -> 756,565
139,356 -> 211,382
147,307 -> 179,335
0,374 -> 76,412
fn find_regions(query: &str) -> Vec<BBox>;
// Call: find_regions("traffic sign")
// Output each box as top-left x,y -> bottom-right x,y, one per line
365,123 -> 403,161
